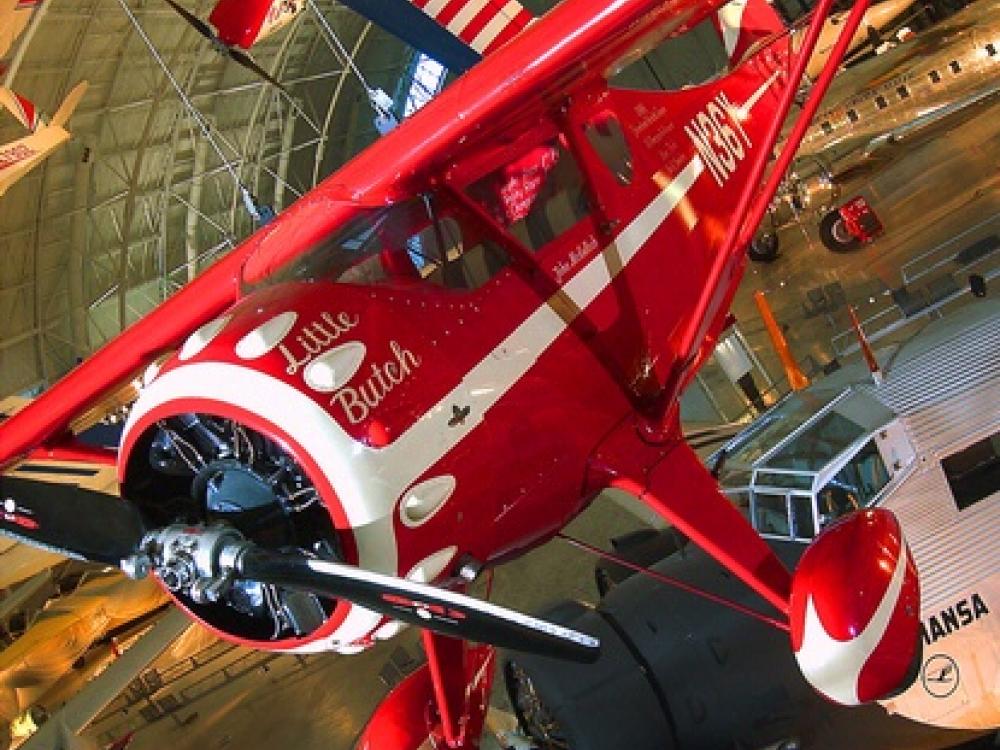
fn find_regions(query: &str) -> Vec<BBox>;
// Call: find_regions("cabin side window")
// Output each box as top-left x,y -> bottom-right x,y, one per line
817,439 -> 890,527
942,430 -> 1000,511
754,493 -> 790,536
466,140 -> 590,253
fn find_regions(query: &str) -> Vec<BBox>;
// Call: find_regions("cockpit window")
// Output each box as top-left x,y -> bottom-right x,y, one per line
260,197 -> 509,292
724,389 -> 839,468
817,439 -> 890,528
791,495 -> 816,540
767,411 -> 867,472
466,140 -> 590,252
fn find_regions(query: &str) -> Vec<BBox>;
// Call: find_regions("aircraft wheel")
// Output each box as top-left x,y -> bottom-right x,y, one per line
819,209 -> 862,252
748,232 -> 779,262
505,661 -> 573,750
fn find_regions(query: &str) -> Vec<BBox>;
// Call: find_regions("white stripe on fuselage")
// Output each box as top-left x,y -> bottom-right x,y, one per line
127,82 -> 773,651
737,69 -> 781,120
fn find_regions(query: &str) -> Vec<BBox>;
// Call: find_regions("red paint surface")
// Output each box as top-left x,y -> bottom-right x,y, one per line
790,509 -> 920,701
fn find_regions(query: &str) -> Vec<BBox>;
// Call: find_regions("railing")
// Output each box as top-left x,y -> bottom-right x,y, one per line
833,222 -> 1000,358
901,212 -> 1000,285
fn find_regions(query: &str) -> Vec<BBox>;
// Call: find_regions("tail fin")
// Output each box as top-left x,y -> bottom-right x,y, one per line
711,0 -> 786,67
848,305 -> 883,384
0,87 -> 39,131
49,80 -> 88,130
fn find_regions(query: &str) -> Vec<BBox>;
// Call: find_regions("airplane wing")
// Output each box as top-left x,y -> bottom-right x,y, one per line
0,126 -> 68,196
18,608 -> 190,750
0,0 -> 43,60
340,0 -> 534,73
861,81 -> 1000,159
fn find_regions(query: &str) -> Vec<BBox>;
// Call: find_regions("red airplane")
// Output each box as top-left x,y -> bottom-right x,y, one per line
0,0 -> 923,747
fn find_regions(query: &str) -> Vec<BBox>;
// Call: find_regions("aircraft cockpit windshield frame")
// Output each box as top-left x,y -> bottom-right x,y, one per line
718,387 -> 918,542
246,194 -> 513,293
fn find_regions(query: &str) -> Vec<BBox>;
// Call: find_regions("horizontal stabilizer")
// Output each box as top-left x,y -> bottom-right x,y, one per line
50,80 -> 88,130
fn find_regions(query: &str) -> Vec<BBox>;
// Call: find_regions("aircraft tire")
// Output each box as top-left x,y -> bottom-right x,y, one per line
819,209 -> 862,252
748,232 -> 780,262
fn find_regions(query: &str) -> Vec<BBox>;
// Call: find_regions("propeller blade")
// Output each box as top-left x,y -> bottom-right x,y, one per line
162,0 -> 218,43
0,476 -> 145,566
236,546 -> 601,663
228,47 -> 289,94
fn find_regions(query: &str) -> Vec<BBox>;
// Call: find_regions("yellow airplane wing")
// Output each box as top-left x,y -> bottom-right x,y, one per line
0,124 -> 70,197
0,81 -> 86,197
0,0 -> 35,60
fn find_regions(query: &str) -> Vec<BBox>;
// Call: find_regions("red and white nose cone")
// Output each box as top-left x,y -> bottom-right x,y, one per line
790,509 -> 920,705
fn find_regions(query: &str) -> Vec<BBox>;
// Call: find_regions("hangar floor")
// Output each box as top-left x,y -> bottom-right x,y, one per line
72,58 -> 1000,750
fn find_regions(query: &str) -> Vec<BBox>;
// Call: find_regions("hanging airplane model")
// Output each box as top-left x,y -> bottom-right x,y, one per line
0,0 -> 928,747
0,82 -> 88,198
0,0 -> 42,63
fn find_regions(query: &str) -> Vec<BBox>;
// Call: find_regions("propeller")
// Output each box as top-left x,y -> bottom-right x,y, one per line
162,0 -> 289,92
0,476 -> 600,663
0,475 -> 145,566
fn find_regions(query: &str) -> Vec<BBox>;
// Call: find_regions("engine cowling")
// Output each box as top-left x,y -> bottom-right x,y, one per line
789,508 -> 921,705
118,280 -> 447,655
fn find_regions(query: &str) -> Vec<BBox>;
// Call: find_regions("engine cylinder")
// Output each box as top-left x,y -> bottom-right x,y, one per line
122,412 -> 347,648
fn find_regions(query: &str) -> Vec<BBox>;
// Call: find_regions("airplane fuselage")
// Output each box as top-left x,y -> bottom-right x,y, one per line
801,0 -> 1000,157
739,301 -> 1000,731
764,1 -> 1000,230
116,0 -> 791,654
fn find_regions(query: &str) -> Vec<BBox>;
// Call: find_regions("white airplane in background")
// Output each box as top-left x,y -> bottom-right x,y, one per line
0,81 -> 88,197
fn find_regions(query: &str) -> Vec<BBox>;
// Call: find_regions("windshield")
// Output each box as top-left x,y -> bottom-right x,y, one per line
724,389 -> 840,469
257,197 -> 509,292
766,410 -> 868,472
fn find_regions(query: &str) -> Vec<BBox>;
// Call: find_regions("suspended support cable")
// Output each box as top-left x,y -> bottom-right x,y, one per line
116,0 -> 279,224
305,0 -> 398,132
555,533 -> 790,632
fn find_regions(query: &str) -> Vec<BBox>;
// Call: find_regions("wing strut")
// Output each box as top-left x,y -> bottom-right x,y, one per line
613,441 -> 792,615
664,0 -> 874,411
